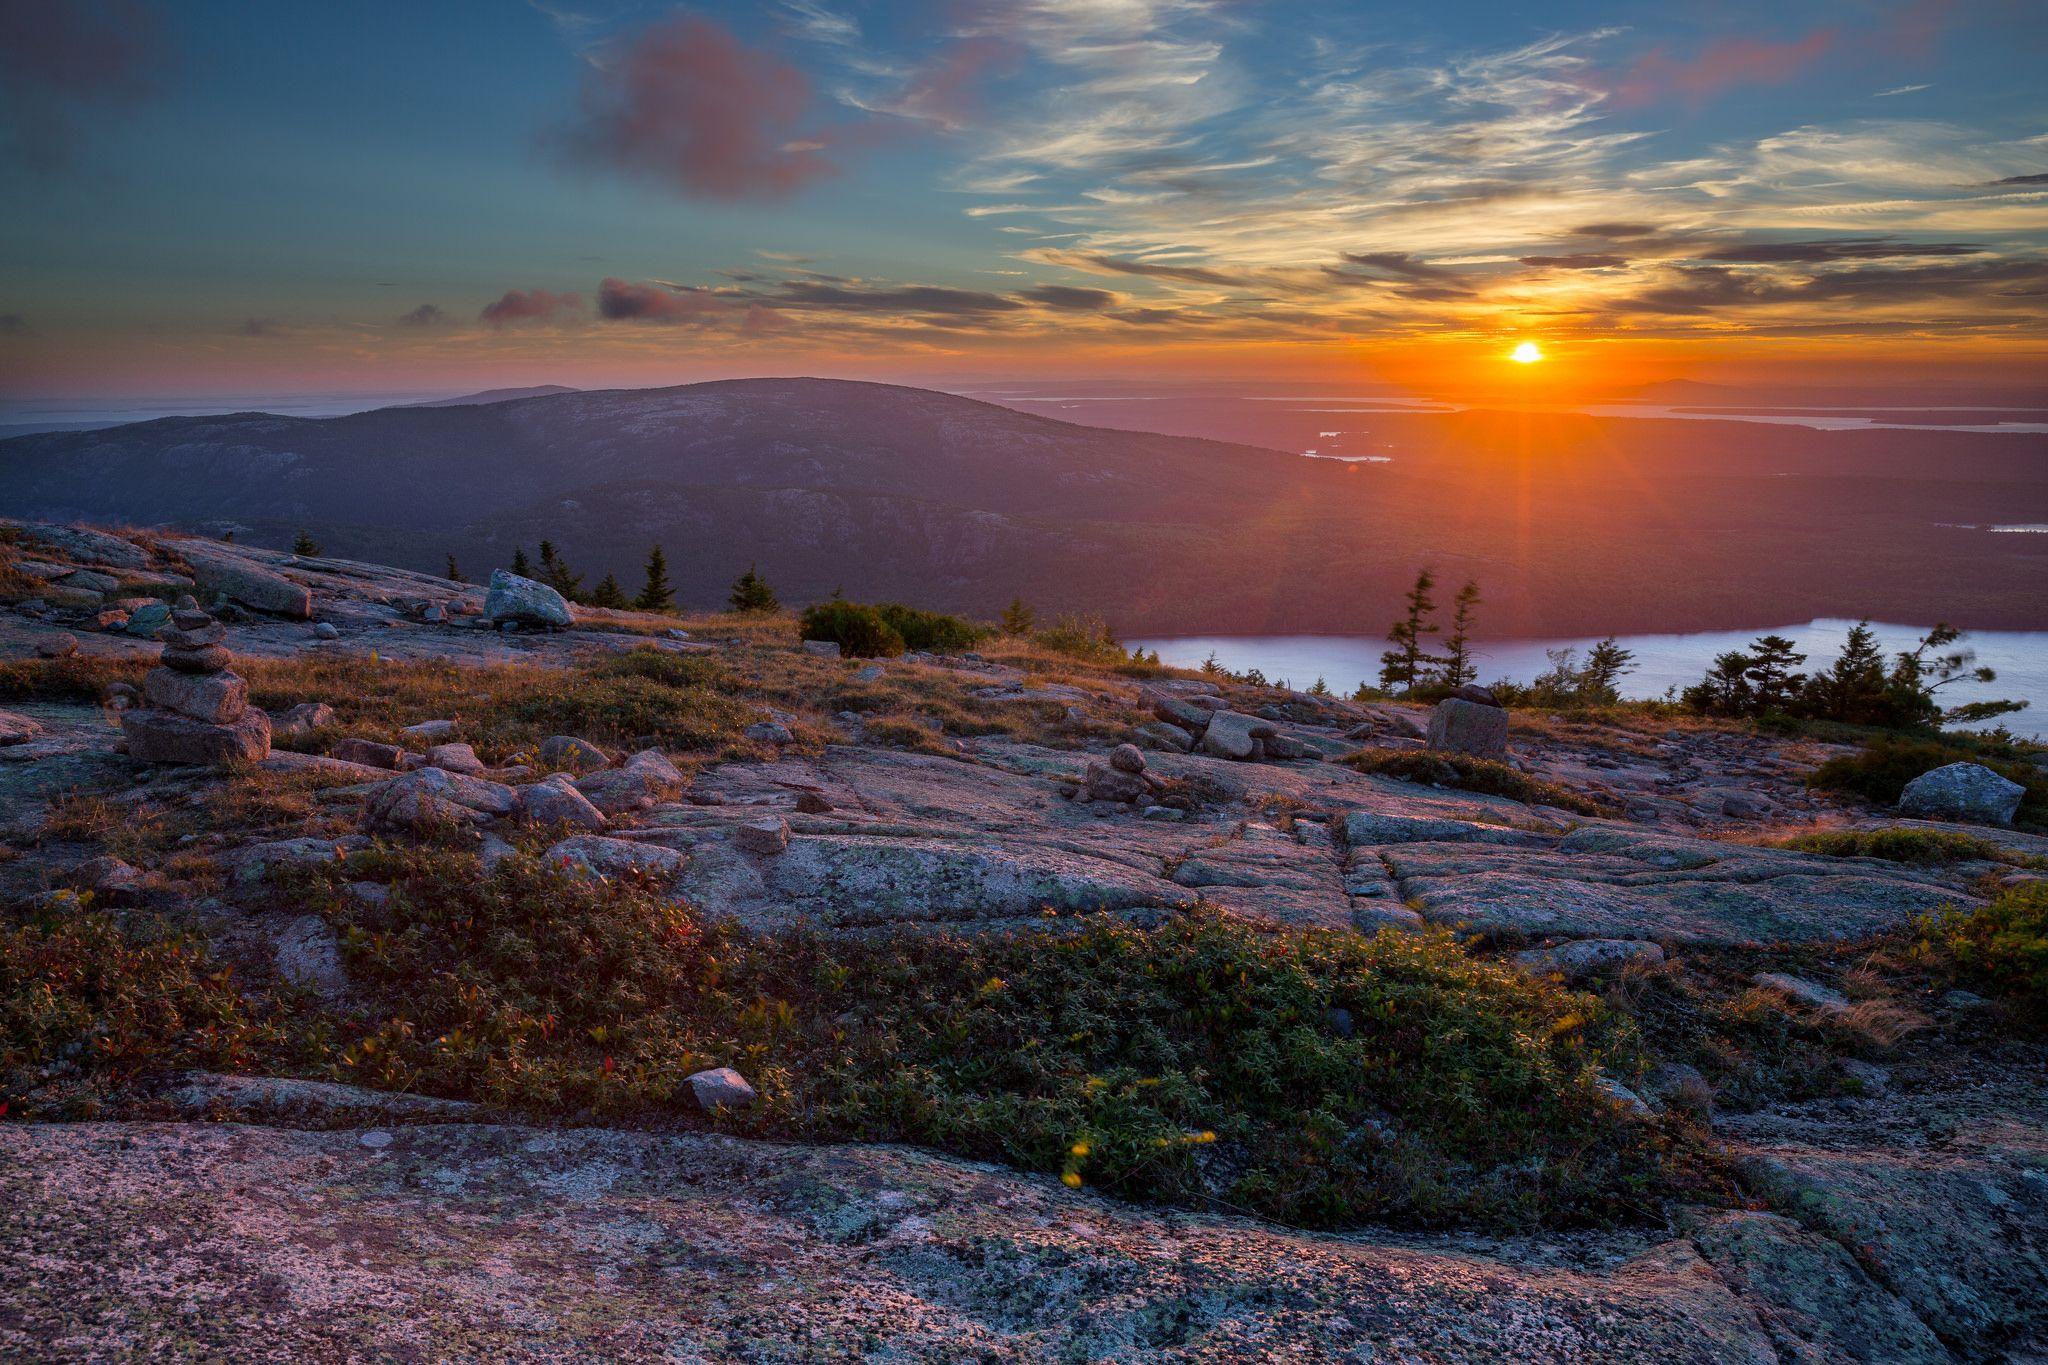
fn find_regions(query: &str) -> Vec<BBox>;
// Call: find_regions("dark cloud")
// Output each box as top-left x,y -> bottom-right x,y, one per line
596,277 -> 725,324
771,280 -> 1022,315
1338,251 -> 1459,282
397,303 -> 447,327
1989,172 -> 2048,186
554,16 -> 844,200
1018,284 -> 1118,311
1607,258 -> 2048,315
1573,222 -> 1664,240
1030,249 -> 1247,287
1519,254 -> 1628,270
1699,237 -> 1982,264
479,288 -> 583,327
0,0 -> 168,172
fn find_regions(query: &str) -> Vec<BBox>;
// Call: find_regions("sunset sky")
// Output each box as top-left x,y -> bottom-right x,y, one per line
2,0 -> 2045,405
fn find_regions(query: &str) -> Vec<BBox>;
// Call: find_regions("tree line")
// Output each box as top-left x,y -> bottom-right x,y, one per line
1680,623 -> 2023,729
1374,567 -> 1637,707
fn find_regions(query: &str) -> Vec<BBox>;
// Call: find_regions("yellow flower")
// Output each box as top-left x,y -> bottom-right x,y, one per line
1061,1172 -> 1083,1188
1069,1141 -> 1090,1158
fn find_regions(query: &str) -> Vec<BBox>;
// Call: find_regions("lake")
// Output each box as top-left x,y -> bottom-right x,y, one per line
1130,619 -> 2048,741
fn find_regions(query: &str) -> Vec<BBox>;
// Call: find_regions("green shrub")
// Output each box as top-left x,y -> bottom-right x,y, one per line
1808,737 -> 2047,827
1034,613 -> 1128,664
1775,827 -> 2032,867
1344,749 -> 1611,817
874,602 -> 986,653
1920,882 -> 2048,1016
294,850 -> 1685,1230
799,600 -> 906,658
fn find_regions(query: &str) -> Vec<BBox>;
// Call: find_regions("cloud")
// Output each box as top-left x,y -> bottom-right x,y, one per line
397,303 -> 448,327
1989,172 -> 2048,187
1019,284 -> 1119,310
1024,248 -> 1246,287
0,0 -> 168,172
1572,221 -> 1664,240
1518,253 -> 1628,269
554,16 -> 843,200
1874,83 -> 1931,97
1336,251 -> 1461,282
1593,28 -> 1838,109
1607,257 -> 2048,315
1698,237 -> 1982,263
771,280 -> 1023,315
479,288 -> 583,327
596,276 -> 728,324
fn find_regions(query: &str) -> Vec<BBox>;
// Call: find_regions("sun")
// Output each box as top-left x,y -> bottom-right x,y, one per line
1509,341 -> 1544,364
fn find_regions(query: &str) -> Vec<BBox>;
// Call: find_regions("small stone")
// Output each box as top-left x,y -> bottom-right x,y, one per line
34,634 -> 78,659
1109,743 -> 1147,774
1326,1007 -> 1354,1037
1593,1077 -> 1654,1117
745,722 -> 795,745
424,742 -> 487,775
734,815 -> 791,855
0,710 -> 43,745
273,702 -> 335,739
687,1066 -> 757,1112
1140,805 -> 1184,821
123,602 -> 172,637
518,776 -> 609,831
794,791 -> 834,813
1513,939 -> 1666,983
853,665 -> 885,683
143,666 -> 249,723
1836,1058 -> 1890,1096
801,639 -> 842,658
546,833 -> 686,878
161,644 -> 233,674
402,719 -> 457,741
331,738 -> 406,770
1451,683 -> 1502,707
1133,721 -> 1194,752
1753,972 -> 1849,1013
160,620 -> 227,648
91,609 -> 129,631
312,622 -> 340,640
359,1130 -> 394,1150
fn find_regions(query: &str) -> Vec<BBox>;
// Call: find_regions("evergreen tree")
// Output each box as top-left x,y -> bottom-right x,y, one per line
1378,568 -> 1442,693
635,544 -> 676,612
1580,637 -> 1637,704
589,572 -> 630,609
1681,650 -> 1757,716
291,529 -> 320,556
1799,621 -> 1889,723
444,553 -> 466,584
511,546 -> 533,578
1308,676 -> 1332,697
1744,635 -> 1807,713
1441,579 -> 1481,687
727,564 -> 779,614
1000,596 -> 1036,635
536,540 -> 583,602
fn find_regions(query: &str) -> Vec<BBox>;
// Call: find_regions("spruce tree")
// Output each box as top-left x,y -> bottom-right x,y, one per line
1378,568 -> 1442,693
537,540 -> 583,602
1744,635 -> 1807,713
1581,637 -> 1637,704
589,572 -> 630,609
1000,596 -> 1036,635
728,564 -> 779,614
1441,579 -> 1481,687
445,553 -> 466,584
511,546 -> 533,578
291,530 -> 320,556
635,544 -> 676,612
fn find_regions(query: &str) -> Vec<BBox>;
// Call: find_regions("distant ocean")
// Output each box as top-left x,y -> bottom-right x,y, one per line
1132,619 -> 2048,741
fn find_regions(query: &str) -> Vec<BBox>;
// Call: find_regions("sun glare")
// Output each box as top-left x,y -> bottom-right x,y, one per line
1510,341 -> 1543,364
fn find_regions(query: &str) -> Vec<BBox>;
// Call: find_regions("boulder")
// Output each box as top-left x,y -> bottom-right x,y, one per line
574,749 -> 684,814
272,702 -> 335,740
539,734 -> 610,773
1426,697 -> 1509,759
34,634 -> 78,659
13,523 -> 149,569
160,644 -> 233,674
121,707 -> 270,766
142,667 -> 249,724
1513,939 -> 1666,983
734,815 -> 791,855
746,721 -> 795,745
1133,721 -> 1193,752
801,639 -> 842,658
331,738 -> 406,770
1451,683 -> 1502,707
180,546 -> 313,619
1199,711 -> 1276,760
1753,972 -> 1849,1013
1109,743 -> 1147,774
1263,733 -> 1312,761
1897,762 -> 2026,825
363,768 -> 517,832
1084,759 -> 1149,804
402,719 -> 457,741
794,791 -> 834,813
687,1066 -> 757,1112
62,569 -> 121,594
517,775 -> 609,831
484,570 -> 572,628
544,834 -> 687,879
1145,689 -> 1214,731
312,622 -> 340,640
424,742 -> 487,775
123,602 -> 171,637
0,710 -> 43,745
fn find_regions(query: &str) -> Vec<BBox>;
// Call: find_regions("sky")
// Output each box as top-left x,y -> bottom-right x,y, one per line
1,0 -> 2045,408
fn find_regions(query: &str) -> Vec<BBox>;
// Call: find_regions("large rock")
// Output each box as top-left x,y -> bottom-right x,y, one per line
1199,711 -> 1276,760
544,834 -> 687,879
539,734 -> 610,773
574,748 -> 683,814
121,708 -> 270,765
484,570 -> 573,628
10,522 -> 149,569
1897,762 -> 2026,825
1426,697 -> 1509,758
1144,688 -> 1215,731
517,775 -> 608,831
363,768 -> 516,832
142,666 -> 249,724
180,546 -> 313,619
331,738 -> 406,770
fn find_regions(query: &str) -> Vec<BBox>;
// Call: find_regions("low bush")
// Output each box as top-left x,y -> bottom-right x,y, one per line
1343,749 -> 1611,817
799,600 -> 906,658
1033,613 -> 1128,665
1919,882 -> 2048,1017
874,602 -> 985,653
1774,827 -> 2032,867
286,849 -> 1685,1230
1807,737 -> 2047,827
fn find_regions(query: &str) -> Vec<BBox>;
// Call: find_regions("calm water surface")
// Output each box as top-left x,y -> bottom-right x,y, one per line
1131,619 -> 2048,741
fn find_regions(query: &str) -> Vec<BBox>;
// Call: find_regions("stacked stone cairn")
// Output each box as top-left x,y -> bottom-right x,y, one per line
119,596 -> 272,765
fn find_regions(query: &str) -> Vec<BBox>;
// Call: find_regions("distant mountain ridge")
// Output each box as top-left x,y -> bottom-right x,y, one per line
2,377 -> 2044,636
394,384 -> 581,408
